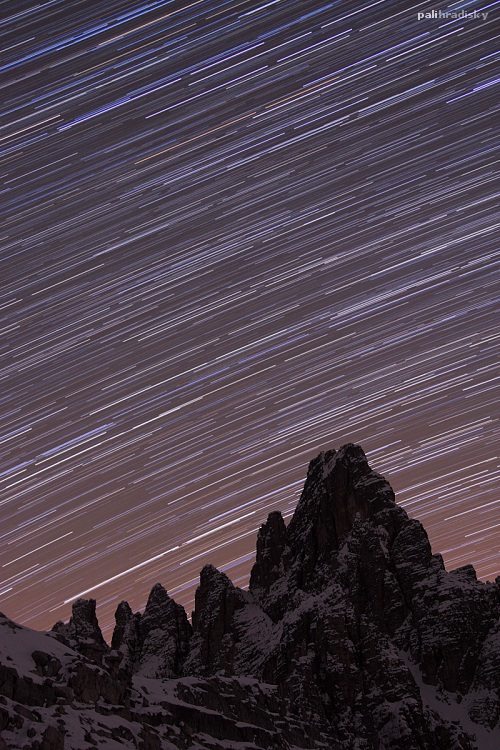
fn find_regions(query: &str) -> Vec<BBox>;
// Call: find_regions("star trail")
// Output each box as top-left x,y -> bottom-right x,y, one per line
0,0 -> 498,640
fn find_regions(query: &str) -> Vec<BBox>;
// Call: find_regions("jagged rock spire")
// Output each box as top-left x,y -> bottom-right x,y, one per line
138,582 -> 192,677
52,598 -> 108,664
249,510 -> 288,594
184,565 -> 246,676
110,583 -> 192,678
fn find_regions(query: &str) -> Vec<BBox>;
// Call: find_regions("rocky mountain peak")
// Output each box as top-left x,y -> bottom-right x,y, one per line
249,510 -> 288,598
286,443 -> 396,558
141,582 -> 175,629
52,597 -> 108,664
183,564 -> 249,676
249,443 -> 402,618
2,444 -> 499,750
110,582 -> 192,679
110,600 -> 134,650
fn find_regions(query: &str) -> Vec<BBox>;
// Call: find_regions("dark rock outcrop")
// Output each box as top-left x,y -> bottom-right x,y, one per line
184,565 -> 244,675
138,582 -> 192,677
110,583 -> 192,678
1,444 -> 499,750
51,598 -> 108,665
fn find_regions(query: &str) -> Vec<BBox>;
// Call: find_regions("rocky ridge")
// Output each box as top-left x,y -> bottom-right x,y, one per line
1,444 -> 499,749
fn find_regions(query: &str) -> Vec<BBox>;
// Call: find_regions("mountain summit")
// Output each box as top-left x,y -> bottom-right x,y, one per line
1,444 -> 499,749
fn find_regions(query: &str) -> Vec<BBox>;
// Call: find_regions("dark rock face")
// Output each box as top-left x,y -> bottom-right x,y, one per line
1,444 -> 499,750
110,583 -> 192,678
111,600 -> 136,652
137,582 -> 192,677
184,565 -> 243,675
250,510 -> 288,593
183,564 -> 277,678
51,598 -> 108,665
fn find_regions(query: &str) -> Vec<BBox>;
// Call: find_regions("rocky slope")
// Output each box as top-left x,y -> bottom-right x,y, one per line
1,444 -> 499,749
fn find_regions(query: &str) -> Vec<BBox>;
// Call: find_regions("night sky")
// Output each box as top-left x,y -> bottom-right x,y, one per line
1,0 -> 498,641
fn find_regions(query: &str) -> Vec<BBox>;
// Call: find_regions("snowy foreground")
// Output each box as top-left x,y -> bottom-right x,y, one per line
1,445 -> 499,749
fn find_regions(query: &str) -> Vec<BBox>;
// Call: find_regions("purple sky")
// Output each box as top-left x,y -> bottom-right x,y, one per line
1,0 -> 498,640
